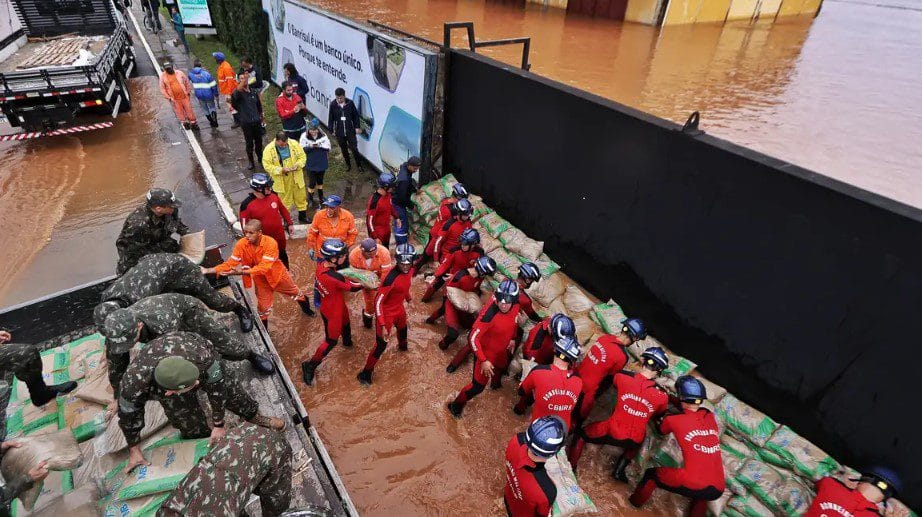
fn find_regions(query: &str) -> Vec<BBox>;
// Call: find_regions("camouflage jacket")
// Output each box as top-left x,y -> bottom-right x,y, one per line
102,254 -> 196,308
115,204 -> 190,274
118,332 -> 226,447
0,473 -> 32,515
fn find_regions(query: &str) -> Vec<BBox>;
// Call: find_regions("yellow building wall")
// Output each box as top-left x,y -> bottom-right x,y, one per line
757,0 -> 783,19
726,0 -> 759,21
662,0 -> 699,25
777,0 -> 822,16
697,0 -> 732,23
625,0 -> 662,24
800,0 -> 823,15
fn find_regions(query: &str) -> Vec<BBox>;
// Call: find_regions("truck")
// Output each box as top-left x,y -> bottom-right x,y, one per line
0,0 -> 136,137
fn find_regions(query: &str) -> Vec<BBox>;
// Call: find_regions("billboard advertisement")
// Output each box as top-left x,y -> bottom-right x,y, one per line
176,0 -> 216,33
263,0 -> 435,173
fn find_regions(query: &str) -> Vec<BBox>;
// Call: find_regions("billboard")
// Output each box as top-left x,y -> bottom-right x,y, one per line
176,0 -> 216,33
263,0 -> 436,173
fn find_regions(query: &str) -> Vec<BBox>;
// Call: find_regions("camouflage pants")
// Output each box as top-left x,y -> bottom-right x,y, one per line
185,310 -> 248,361
156,368 -> 258,439
172,267 -> 240,313
1,344 -> 43,440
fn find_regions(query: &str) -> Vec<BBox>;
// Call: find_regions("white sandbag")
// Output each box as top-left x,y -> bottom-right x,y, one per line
27,484 -> 98,517
480,232 -> 502,254
104,434 -> 210,501
446,287 -> 483,314
96,400 -> 169,454
1,430 -> 83,511
545,449 -> 597,516
499,227 -> 544,261
527,273 -> 567,309
572,314 -> 600,346
178,231 -> 206,264
73,365 -> 114,406
338,267 -> 381,289
715,394 -> 780,447
562,284 -> 594,315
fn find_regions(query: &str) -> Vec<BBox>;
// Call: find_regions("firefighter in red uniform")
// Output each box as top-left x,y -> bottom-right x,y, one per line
629,375 -> 725,516
301,238 -> 363,386
239,173 -> 294,268
522,314 -> 576,366
447,280 -> 521,417
366,173 -> 400,248
513,262 -> 543,342
575,317 -> 647,422
420,228 -> 483,302
513,334 -> 583,431
568,346 -> 669,481
433,198 -> 474,262
805,467 -> 901,517
418,183 -> 469,271
504,415 -> 567,517
356,244 -> 416,385
426,256 -> 497,352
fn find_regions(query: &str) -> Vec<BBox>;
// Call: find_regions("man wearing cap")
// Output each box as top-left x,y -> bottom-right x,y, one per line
158,61 -> 198,130
116,188 -> 190,275
306,195 -> 358,259
391,156 -> 421,246
100,293 -> 275,398
805,468 -> 902,517
119,332 -> 285,473
348,238 -> 393,329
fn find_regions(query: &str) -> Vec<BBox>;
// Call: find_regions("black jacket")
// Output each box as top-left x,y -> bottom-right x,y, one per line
393,162 -> 418,208
230,87 -> 263,125
327,99 -> 360,137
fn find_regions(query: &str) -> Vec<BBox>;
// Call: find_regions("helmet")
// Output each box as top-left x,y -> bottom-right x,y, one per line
549,314 -> 576,340
451,183 -> 469,199
518,262 -> 540,283
675,375 -> 707,404
395,243 -> 416,264
320,238 -> 348,260
620,318 -> 647,341
454,198 -> 473,216
553,335 -> 581,362
473,256 -> 497,277
94,301 -> 123,328
525,415 -> 567,458
640,346 -> 669,371
102,309 -> 140,353
250,172 -> 273,190
146,188 -> 180,207
378,173 -> 396,188
459,228 -> 480,246
495,279 -> 520,304
859,467 -> 902,499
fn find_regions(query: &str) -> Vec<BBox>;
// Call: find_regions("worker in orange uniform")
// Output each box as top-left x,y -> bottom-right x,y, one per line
213,52 -> 238,127
159,61 -> 198,130
203,220 -> 314,328
306,195 -> 358,260
348,238 -> 393,328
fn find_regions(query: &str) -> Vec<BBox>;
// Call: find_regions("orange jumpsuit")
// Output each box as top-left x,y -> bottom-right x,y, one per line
348,244 -> 393,317
214,235 -> 301,321
158,70 -> 197,124
306,208 -> 359,255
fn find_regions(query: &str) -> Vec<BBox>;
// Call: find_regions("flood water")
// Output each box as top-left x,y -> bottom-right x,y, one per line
314,0 -> 922,208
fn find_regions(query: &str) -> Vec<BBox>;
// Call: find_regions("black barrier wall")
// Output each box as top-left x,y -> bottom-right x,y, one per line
443,50 -> 922,507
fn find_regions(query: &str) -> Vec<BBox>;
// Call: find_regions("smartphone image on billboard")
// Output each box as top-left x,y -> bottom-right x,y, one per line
271,0 -> 285,31
366,35 -> 406,93
378,106 -> 421,173
353,87 -> 374,141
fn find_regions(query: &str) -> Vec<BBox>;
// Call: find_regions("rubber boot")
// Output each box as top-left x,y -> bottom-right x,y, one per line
356,369 -> 373,386
317,189 -> 324,203
301,360 -> 319,386
26,377 -> 77,407
248,351 -> 275,375
362,312 -> 373,329
261,320 -> 269,331
208,112 -> 219,128
234,305 -> 254,333
397,327 -> 408,351
612,455 -> 631,483
298,210 -> 308,224
297,299 -> 315,316
446,400 -> 464,418
342,327 -> 353,348
307,192 -> 317,208
190,121 -> 200,131
182,121 -> 190,130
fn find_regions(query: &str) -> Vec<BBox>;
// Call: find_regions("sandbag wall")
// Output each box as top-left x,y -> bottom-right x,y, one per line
410,177 -> 916,516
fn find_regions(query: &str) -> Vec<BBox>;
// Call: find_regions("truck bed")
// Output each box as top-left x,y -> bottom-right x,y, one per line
0,36 -> 108,73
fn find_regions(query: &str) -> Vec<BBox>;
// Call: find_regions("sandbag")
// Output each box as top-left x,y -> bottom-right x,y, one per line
96,401 -> 169,454
527,273 -> 566,308
726,493 -> 773,517
698,376 -> 728,405
545,449 -> 597,517
104,434 -> 210,501
499,227 -> 544,261
480,232 -> 502,254
6,399 -> 59,437
26,484 -> 98,517
338,267 -> 381,289
469,197 -> 492,221
446,287 -> 483,314
707,490 -> 733,517
1,429 -> 82,511
57,393 -> 105,443
490,247 -> 523,279
421,182 -> 445,204
477,212 -> 512,238
884,498 -> 917,517
412,190 -> 439,217
562,284 -> 594,315
715,395 -> 780,447
572,314 -> 600,346
763,425 -> 839,481
720,434 -> 752,496
178,230 -> 206,265
533,253 -> 560,277
589,300 -> 626,335
662,354 -> 697,381
100,492 -> 171,516
735,459 -> 814,515
437,173 -> 458,196
73,366 -> 114,407
10,469 -> 75,513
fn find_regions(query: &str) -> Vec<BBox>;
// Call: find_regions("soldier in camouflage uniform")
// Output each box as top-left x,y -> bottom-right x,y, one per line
0,330 -> 77,418
100,293 -> 275,397
116,188 -> 191,275
158,422 -> 292,516
96,252 -> 254,333
118,331 -> 284,473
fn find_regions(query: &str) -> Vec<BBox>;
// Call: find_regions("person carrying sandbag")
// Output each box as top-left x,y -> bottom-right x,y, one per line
568,346 -> 669,482
522,313 -> 576,366
805,467 -> 902,517
427,256 -> 497,354
416,183 -> 469,272
348,238 -> 393,329
0,439 -> 50,512
503,415 -> 567,517
513,335 -> 583,432
574,317 -> 647,424
420,228 -> 483,303
432,199 -> 474,262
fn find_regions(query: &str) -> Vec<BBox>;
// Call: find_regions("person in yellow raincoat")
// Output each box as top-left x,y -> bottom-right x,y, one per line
262,131 -> 309,223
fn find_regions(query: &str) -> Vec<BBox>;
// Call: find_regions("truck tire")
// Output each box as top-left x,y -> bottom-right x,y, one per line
117,72 -> 132,113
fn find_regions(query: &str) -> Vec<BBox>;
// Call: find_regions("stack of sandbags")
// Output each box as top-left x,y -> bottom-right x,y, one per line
544,449 -> 597,516
732,459 -> 814,515
561,285 -> 600,346
759,425 -> 839,481
527,273 -> 567,310
95,400 -> 170,455
499,226 -> 544,261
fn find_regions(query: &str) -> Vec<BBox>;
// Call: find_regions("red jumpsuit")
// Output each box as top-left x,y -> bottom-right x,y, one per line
423,198 -> 455,260
451,302 -> 520,410
363,266 -> 414,372
421,245 -> 484,301
428,269 -> 483,349
433,217 -> 473,261
366,190 -> 399,247
574,334 -> 630,420
522,319 -> 556,366
514,288 -> 542,345
804,477 -> 882,517
630,408 -> 725,516
239,192 -> 293,267
514,364 -> 583,431
504,432 -> 557,517
568,372 -> 668,468
309,267 -> 363,365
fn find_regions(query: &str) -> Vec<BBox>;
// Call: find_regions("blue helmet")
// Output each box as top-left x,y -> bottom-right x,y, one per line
518,262 -> 540,283
675,375 -> 707,404
451,183 -> 469,199
320,238 -> 348,260
395,243 -> 416,264
459,228 -> 480,246
553,335 -> 581,362
495,279 -> 520,304
640,346 -> 669,372
860,467 -> 902,499
378,173 -> 396,188
621,318 -> 647,341
525,415 -> 567,458
549,314 -> 576,341
454,198 -> 473,217
473,256 -> 496,277
250,172 -> 273,190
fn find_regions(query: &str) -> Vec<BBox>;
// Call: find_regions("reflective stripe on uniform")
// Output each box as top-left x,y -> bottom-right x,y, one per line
262,255 -> 276,261
192,81 -> 217,89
